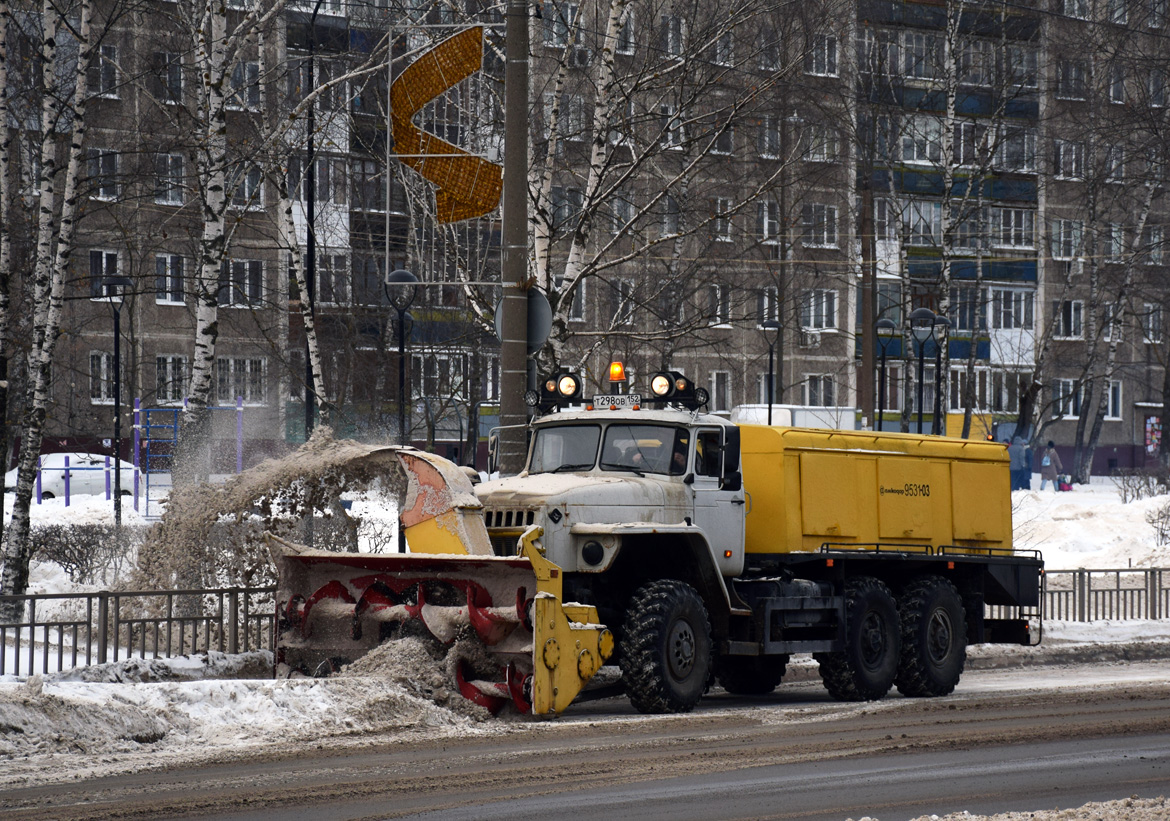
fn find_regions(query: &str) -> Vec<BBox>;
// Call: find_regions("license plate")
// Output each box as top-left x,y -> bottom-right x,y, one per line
593,393 -> 641,408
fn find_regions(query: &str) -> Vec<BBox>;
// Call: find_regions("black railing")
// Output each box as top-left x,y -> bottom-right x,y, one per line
0,586 -> 276,677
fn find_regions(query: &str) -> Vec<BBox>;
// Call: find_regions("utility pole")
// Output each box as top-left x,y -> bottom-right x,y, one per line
498,0 -> 530,474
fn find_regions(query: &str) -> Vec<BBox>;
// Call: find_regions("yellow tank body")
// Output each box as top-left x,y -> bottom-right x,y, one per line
740,426 -> 1012,556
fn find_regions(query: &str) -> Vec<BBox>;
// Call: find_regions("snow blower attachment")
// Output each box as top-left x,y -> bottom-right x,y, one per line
269,448 -> 613,716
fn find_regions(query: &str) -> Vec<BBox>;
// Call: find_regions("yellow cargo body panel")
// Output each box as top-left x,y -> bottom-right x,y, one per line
740,426 -> 1012,556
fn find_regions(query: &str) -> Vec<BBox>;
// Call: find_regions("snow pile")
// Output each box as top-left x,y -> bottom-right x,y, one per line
1013,481 -> 1170,569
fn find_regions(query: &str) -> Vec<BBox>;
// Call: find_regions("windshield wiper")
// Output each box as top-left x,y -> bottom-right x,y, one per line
550,462 -> 595,473
599,462 -> 646,477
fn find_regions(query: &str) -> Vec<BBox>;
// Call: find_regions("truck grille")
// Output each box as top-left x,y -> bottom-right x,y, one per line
483,508 -> 537,529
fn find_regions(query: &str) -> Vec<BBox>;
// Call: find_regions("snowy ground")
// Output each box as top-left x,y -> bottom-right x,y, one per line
1,477 -> 1170,814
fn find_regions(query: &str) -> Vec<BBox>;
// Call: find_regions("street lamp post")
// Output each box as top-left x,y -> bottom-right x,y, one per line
931,315 -> 951,436
103,276 -> 133,535
761,319 -> 781,426
384,269 -> 418,448
875,318 -> 897,432
908,307 -> 937,436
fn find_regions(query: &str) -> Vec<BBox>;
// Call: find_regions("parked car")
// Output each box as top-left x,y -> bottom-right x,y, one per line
3,452 -> 140,498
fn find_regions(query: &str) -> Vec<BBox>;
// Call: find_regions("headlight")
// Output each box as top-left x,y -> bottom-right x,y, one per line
650,373 -> 672,396
557,374 -> 579,397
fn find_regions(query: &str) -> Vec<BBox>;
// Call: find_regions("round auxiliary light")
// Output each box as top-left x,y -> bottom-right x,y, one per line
524,389 -> 540,407
650,374 -> 672,396
581,540 -> 605,566
557,374 -> 579,397
674,377 -> 688,392
544,378 -> 557,393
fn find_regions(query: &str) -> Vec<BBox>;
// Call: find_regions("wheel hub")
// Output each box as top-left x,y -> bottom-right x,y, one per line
926,608 -> 953,664
859,611 -> 887,669
667,619 -> 696,680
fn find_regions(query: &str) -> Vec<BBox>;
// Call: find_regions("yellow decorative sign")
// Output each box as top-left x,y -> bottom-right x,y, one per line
391,26 -> 503,223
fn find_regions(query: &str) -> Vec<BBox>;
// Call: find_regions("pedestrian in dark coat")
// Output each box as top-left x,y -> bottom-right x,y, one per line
1039,441 -> 1063,491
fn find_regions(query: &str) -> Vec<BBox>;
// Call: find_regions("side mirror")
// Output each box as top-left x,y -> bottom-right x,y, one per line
720,470 -> 742,492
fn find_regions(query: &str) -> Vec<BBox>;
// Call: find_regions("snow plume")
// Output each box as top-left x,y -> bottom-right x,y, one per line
132,427 -> 409,590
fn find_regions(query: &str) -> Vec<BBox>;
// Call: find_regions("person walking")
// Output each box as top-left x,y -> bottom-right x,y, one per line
1008,438 -> 1026,490
1039,441 -> 1063,491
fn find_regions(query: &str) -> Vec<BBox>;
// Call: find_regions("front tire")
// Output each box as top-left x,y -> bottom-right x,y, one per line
619,579 -> 712,714
895,576 -> 967,697
715,654 -> 789,695
815,576 -> 901,701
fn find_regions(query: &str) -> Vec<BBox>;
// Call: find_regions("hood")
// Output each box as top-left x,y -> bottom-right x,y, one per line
477,471 -> 688,510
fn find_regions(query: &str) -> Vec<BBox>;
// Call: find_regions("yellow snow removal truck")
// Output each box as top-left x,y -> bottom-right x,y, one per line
274,370 -> 1042,716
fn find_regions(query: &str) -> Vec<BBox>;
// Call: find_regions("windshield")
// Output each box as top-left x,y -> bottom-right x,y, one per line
529,425 -> 601,473
600,425 -> 689,476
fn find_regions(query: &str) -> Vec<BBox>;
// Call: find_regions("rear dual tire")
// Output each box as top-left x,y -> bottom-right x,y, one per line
895,576 -> 967,697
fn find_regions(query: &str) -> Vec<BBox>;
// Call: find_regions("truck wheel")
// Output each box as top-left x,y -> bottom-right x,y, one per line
619,579 -> 712,714
815,576 -> 901,701
895,576 -> 967,697
715,655 -> 789,695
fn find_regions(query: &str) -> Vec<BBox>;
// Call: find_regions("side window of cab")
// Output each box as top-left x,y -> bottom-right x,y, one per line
695,429 -> 722,478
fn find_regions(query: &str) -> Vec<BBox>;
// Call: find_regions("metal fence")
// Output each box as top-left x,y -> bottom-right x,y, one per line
0,586 -> 276,677
1043,569 -> 1168,621
1,571 -> 1168,678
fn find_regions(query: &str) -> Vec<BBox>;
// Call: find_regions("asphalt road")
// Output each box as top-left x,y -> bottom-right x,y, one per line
4,660 -> 1170,821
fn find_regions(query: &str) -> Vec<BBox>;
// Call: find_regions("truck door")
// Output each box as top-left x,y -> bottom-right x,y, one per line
691,427 -> 745,575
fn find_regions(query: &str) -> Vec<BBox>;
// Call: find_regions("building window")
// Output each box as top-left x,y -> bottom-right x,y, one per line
710,31 -> 732,65
352,159 -> 385,212
228,61 -> 261,110
707,283 -> 730,325
544,1 -> 578,46
156,254 -> 183,304
992,207 -> 1035,248
1008,44 -> 1038,89
1063,0 -> 1089,18
758,286 -> 778,324
1142,303 -> 1163,343
412,352 -> 468,399
712,197 -> 732,242
612,278 -> 635,325
616,12 -> 635,55
658,104 -> 683,149
758,115 -> 781,158
317,253 -> 350,305
156,355 -> 188,404
1056,59 -> 1087,100
87,149 -> 117,200
1152,0 -> 1167,26
1051,218 -> 1083,260
1151,68 -> 1167,107
758,200 -> 781,243
959,39 -> 991,86
758,28 -> 780,71
1053,378 -> 1082,418
904,200 -> 942,246
805,124 -> 838,162
1107,380 -> 1123,419
153,51 -> 182,104
1104,224 -> 1125,262
218,259 -> 263,307
1110,64 -> 1127,104
802,203 -> 838,247
90,352 -> 117,405
1141,225 -> 1165,264
903,31 -> 940,80
1054,139 -> 1085,179
1053,299 -> 1084,339
89,44 -> 118,97
551,185 -> 583,231
712,123 -> 733,155
1105,145 -> 1125,183
954,120 -> 989,166
1109,0 -> 1128,24
155,153 -> 184,205
949,366 -> 990,413
805,374 -> 835,407
230,164 -> 263,208
805,33 -> 838,77
710,370 -> 731,412
88,250 -> 120,299
801,288 -> 837,330
610,196 -> 633,236
902,115 -> 942,164
948,285 -> 985,332
998,125 -> 1037,172
662,14 -> 684,57
216,357 -> 266,405
661,193 -> 680,235
991,288 -> 1033,330
556,276 -> 585,321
